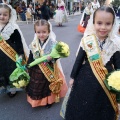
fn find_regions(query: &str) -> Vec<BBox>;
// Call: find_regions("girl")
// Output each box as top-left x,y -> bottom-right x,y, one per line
0,4 -> 29,97
54,0 -> 68,26
26,19 -> 68,108
77,1 -> 92,33
65,6 -> 120,120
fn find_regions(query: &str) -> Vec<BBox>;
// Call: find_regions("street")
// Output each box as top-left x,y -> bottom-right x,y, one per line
0,15 -> 120,120
0,15 -> 83,120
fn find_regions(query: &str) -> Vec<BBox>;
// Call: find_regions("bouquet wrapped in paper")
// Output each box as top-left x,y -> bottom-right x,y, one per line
28,41 -> 70,68
9,55 -> 30,88
104,70 -> 120,103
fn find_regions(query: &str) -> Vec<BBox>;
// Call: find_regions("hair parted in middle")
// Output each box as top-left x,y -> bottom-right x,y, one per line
93,5 -> 115,25
34,19 -> 50,33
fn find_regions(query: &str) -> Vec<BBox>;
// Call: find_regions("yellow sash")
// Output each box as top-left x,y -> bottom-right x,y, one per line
82,35 -> 119,120
0,36 -> 26,64
0,36 -> 17,62
38,62 -> 63,102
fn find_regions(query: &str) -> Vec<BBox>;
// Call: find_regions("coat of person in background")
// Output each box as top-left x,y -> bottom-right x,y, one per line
35,4 -> 42,20
40,0 -> 50,21
92,0 -> 100,11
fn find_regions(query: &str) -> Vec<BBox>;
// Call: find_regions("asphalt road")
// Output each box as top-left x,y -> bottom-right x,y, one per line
0,15 -> 83,120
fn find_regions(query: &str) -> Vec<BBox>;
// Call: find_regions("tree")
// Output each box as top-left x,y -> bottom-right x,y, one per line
111,0 -> 120,7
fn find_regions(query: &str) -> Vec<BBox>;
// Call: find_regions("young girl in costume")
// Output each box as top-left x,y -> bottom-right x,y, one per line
26,19 -> 68,108
0,3 -> 29,97
65,6 -> 120,120
77,1 -> 92,33
54,0 -> 68,26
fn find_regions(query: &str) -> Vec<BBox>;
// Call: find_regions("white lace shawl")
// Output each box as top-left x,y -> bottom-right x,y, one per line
1,22 -> 29,57
77,10 -> 120,65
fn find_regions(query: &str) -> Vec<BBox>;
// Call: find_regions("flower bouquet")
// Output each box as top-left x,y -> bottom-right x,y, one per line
9,55 -> 30,89
104,70 -> 120,103
28,41 -> 70,68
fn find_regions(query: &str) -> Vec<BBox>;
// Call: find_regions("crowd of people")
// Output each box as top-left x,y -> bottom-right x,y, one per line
0,0 -> 120,120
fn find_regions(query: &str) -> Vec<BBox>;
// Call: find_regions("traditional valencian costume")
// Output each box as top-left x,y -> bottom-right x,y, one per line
65,8 -> 120,120
77,4 -> 93,33
0,4 -> 29,94
54,0 -> 68,26
92,0 -> 100,11
26,22 -> 68,107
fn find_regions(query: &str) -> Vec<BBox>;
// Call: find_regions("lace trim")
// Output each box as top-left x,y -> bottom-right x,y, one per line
1,22 -> 15,40
80,37 -> 120,65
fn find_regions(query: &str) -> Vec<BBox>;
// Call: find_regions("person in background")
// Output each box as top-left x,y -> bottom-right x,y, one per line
92,0 -> 100,11
40,0 -> 50,21
54,0 -> 68,26
77,1 -> 92,33
35,4 -> 42,20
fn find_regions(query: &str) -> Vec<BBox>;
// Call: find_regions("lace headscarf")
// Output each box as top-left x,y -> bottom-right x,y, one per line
32,21 -> 56,42
77,6 -> 120,65
0,3 -> 29,57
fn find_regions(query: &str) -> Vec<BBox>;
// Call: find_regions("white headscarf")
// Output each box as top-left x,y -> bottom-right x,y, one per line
32,21 -> 56,42
0,3 -> 30,57
77,6 -> 120,65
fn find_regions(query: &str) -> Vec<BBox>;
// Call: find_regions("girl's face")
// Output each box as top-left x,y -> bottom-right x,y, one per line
94,11 -> 113,40
0,8 -> 10,24
35,25 -> 49,42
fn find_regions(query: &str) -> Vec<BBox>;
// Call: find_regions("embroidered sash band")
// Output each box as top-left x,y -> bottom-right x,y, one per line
82,35 -> 119,120
0,36 -> 17,62
0,36 -> 26,65
38,62 -> 63,102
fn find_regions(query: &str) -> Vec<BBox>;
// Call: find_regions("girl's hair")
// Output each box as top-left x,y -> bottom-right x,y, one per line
93,6 -> 115,24
0,4 -> 11,17
34,19 -> 50,33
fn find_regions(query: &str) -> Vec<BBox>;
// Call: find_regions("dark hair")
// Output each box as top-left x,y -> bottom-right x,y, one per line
0,4 -> 11,17
93,6 -> 115,24
34,19 -> 50,33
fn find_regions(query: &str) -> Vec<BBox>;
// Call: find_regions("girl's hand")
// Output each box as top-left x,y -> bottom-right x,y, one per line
69,79 -> 74,88
47,56 -> 52,62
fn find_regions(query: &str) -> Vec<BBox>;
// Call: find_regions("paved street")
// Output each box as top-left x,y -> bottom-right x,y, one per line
0,15 -> 83,120
0,15 -> 120,120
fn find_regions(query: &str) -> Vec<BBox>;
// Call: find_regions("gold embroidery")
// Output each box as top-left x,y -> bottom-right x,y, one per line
82,35 -> 119,120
